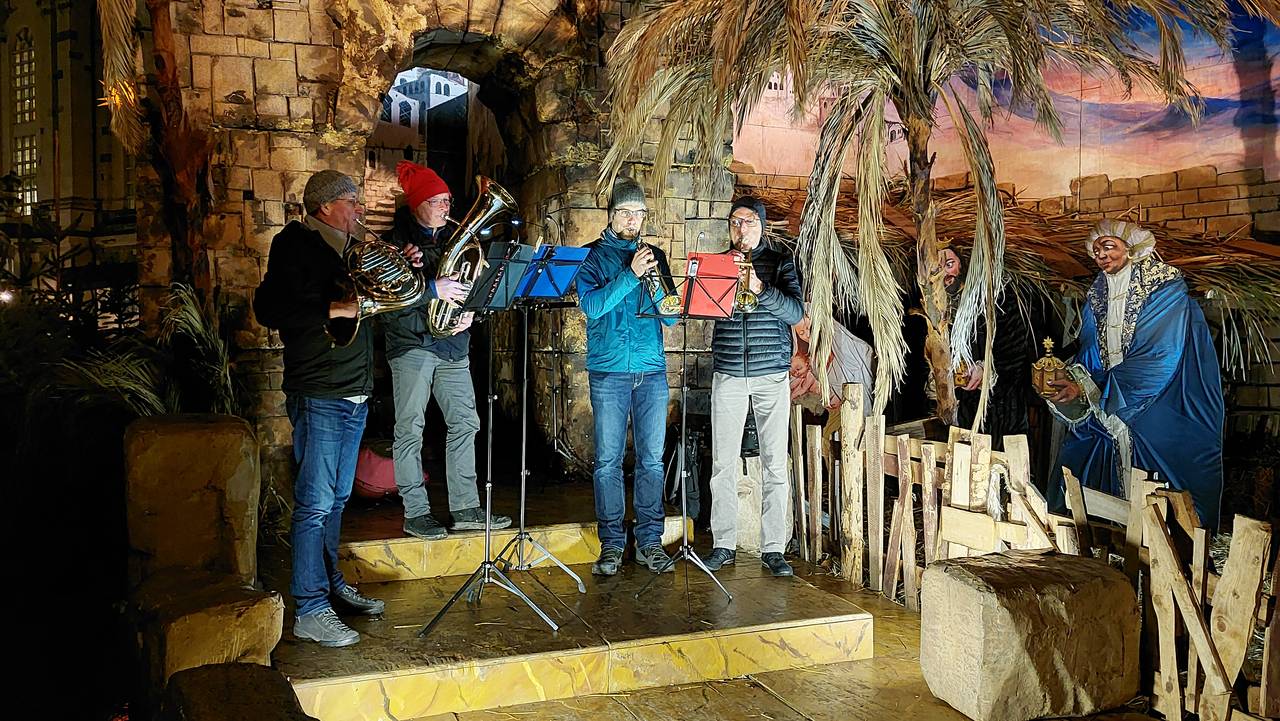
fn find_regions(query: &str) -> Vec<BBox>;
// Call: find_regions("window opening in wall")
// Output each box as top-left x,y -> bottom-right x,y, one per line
13,27 -> 36,125
13,134 -> 38,215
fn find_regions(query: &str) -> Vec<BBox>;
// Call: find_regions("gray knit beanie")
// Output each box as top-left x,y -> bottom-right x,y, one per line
609,176 -> 646,212
303,170 -> 358,215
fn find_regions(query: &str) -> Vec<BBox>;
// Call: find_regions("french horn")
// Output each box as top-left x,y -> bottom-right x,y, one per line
325,218 -> 426,347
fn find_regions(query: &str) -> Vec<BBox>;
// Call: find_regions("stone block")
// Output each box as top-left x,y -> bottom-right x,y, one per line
1161,189 -> 1198,205
224,6 -> 273,39
934,172 -> 971,191
256,94 -> 289,120
270,42 -> 296,62
1037,196 -> 1064,215
1080,198 -> 1100,212
237,37 -> 270,58
296,45 -> 340,83
1139,171 -> 1177,193
207,212 -> 245,250
134,572 -> 284,685
1164,218 -> 1205,233
200,0 -> 224,34
269,146 -> 309,171
1198,185 -> 1240,202
1254,211 -> 1280,233
1177,164 -> 1218,189
189,33 -> 238,56
274,9 -> 310,43
561,207 -> 609,247
1205,214 -> 1252,235
211,56 -> 254,105
1111,177 -> 1139,195
191,53 -> 212,90
1184,200 -> 1229,218
163,663 -> 318,721
920,551 -> 1139,721
1072,174 -> 1110,198
255,58 -> 298,97
1147,205 -> 1184,222
1219,168 -> 1265,185
125,415 -> 260,585
1230,196 -> 1280,215
217,255 -> 261,288
1099,196 -> 1130,212
1130,192 -> 1162,207
309,12 -> 334,44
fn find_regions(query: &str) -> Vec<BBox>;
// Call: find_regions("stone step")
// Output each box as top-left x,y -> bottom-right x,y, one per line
278,560 -> 875,721
338,516 -> 690,584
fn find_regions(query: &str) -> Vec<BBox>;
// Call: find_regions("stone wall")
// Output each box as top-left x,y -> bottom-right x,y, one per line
135,0 -> 733,508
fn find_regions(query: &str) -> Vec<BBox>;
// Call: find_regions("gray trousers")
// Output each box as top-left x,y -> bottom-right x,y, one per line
709,370 -> 791,554
389,348 -> 480,519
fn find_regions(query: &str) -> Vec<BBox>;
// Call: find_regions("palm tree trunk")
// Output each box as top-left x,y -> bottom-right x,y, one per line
905,115 -> 956,424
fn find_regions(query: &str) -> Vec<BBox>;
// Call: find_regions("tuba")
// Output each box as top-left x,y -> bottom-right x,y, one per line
325,218 -> 426,347
426,176 -> 519,337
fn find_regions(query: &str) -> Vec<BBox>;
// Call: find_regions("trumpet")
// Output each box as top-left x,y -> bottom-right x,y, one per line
732,251 -> 759,313
325,217 -> 427,347
640,242 -> 682,315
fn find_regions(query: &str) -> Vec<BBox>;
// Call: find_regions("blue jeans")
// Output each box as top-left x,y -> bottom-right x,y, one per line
286,395 -> 368,617
588,371 -> 668,550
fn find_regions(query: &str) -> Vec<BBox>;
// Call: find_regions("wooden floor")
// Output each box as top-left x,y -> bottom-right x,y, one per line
412,588 -> 1153,721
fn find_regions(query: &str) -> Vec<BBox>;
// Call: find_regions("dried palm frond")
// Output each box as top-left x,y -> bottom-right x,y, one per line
59,347 -> 174,417
97,0 -> 145,154
160,284 -> 237,415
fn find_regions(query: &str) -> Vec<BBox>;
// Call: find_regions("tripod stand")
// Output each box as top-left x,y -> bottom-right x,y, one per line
419,245 -> 560,638
494,304 -> 586,591
636,297 -> 733,602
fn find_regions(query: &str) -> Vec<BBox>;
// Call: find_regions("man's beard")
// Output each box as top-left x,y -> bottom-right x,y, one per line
616,227 -> 640,240
945,277 -> 963,301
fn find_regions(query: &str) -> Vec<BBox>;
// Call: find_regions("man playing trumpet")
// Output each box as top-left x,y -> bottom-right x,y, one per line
703,197 -> 804,577
380,161 -> 511,542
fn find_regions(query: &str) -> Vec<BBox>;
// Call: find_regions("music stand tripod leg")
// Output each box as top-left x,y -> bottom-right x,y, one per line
635,316 -> 732,602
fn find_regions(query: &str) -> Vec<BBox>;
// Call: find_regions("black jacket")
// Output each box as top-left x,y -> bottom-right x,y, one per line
376,206 -> 471,362
710,239 -> 805,376
253,220 -> 374,399
955,291 -> 1034,450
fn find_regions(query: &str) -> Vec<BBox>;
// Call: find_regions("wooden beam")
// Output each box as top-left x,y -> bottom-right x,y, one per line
939,505 -> 1028,549
840,385 -> 865,585
806,425 -> 825,563
1144,504 -> 1235,721
1188,526 -> 1210,714
946,442 -> 973,559
1146,497 -> 1183,720
1062,467 -> 1095,549
1211,516 -> 1272,693
1260,562 -> 1280,717
969,435 -> 993,511
898,435 -> 920,611
920,443 -> 940,565
882,495 -> 905,600
791,406 -> 808,561
1080,486 -> 1130,526
866,415 -> 886,590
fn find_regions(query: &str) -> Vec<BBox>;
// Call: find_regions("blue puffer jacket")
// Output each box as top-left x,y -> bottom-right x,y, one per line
575,228 -> 677,373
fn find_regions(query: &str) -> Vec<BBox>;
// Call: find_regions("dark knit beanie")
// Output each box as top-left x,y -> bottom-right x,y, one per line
303,170 -> 358,215
609,176 -> 647,212
730,196 -> 767,226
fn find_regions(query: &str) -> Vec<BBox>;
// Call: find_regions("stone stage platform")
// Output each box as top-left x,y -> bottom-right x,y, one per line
269,500 -> 876,721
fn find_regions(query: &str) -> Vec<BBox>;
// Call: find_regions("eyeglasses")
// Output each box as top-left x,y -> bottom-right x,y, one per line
425,197 -> 453,208
613,208 -> 648,221
336,196 -> 362,205
729,218 -> 759,229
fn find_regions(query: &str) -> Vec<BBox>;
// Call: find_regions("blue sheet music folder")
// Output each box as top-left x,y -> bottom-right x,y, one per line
515,245 -> 591,299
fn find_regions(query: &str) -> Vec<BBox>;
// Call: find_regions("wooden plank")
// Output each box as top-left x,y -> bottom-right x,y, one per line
806,425 -> 824,563
1013,494 -> 1058,551
865,415 -> 885,590
939,505 -> 1029,549
790,405 -> 808,561
1187,526 -> 1210,714
839,384 -> 865,584
946,442 -> 973,559
1146,497 -> 1183,721
882,495 -> 905,601
969,435 -> 993,511
1261,563 -> 1280,717
1210,516 -> 1272,692
1053,518 -> 1081,555
1154,488 -> 1201,538
920,443 -> 940,565
1081,486 -> 1130,526
1145,504 -> 1235,721
898,435 -> 919,611
1062,467 -> 1095,550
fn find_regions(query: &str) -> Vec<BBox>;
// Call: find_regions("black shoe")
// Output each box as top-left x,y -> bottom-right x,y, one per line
762,552 -> 794,577
332,584 -> 385,615
703,547 -> 736,571
636,544 -> 675,573
592,547 -> 624,576
450,506 -> 513,531
404,514 -> 447,540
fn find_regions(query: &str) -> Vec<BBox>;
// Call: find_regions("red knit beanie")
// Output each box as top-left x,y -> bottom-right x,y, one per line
396,161 -> 450,211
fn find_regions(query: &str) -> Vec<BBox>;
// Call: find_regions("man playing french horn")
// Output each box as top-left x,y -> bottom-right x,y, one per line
255,169 -> 407,648
380,161 -> 511,542
703,197 -> 804,578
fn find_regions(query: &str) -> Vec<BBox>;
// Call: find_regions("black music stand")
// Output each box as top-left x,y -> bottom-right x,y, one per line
418,241 -> 560,638
635,272 -> 736,603
494,245 -> 590,590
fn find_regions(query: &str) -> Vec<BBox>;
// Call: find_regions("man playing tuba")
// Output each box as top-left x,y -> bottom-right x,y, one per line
380,162 -> 511,541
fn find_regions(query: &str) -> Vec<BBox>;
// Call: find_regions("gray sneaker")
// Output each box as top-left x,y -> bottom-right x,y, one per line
591,547 -> 624,576
636,544 -> 675,573
294,608 -> 359,648
404,514 -> 447,540
451,506 -> 512,531
332,584 -> 384,615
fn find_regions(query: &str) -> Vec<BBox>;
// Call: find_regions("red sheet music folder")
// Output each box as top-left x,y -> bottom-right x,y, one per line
683,252 -> 737,319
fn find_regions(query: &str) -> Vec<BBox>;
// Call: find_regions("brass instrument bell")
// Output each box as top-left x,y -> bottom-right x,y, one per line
1032,337 -> 1067,397
953,361 -> 970,388
732,252 -> 759,313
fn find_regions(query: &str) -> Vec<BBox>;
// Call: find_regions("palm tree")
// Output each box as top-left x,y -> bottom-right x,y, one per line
601,0 -> 1278,422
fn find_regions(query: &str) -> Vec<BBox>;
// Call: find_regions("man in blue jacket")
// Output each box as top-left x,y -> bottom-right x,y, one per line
702,197 -> 804,577
254,170 -> 406,647
576,176 -> 678,576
